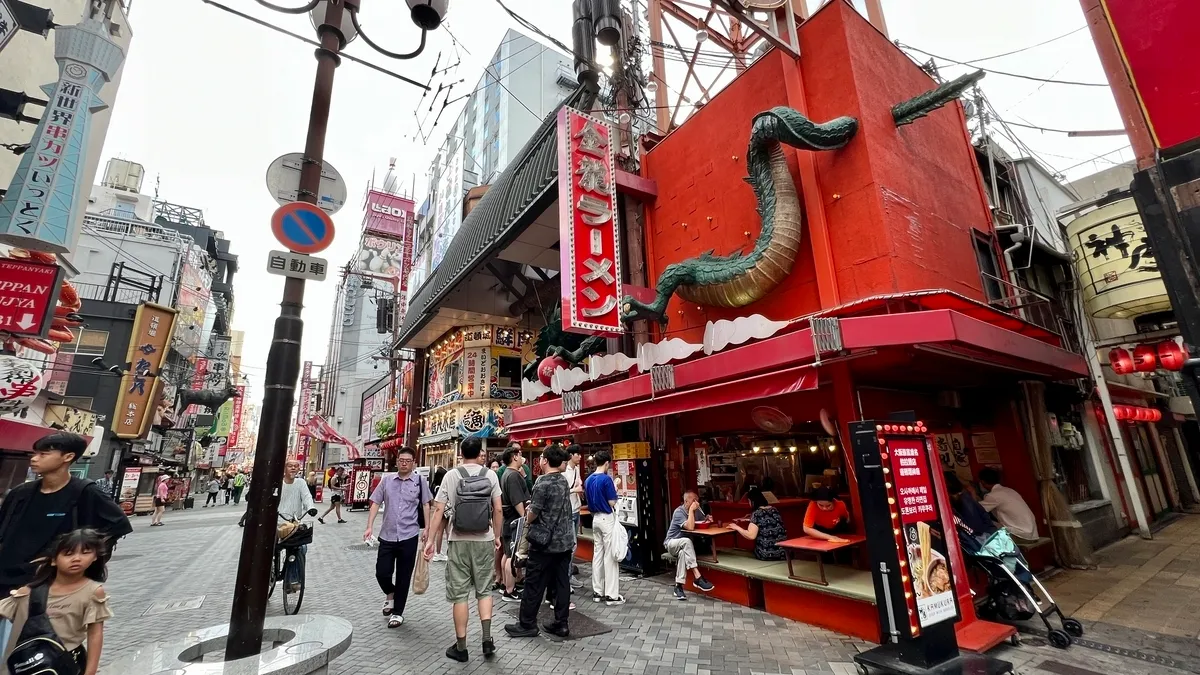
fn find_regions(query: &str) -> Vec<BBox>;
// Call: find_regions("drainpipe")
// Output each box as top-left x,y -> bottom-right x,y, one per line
1078,300 -> 1152,538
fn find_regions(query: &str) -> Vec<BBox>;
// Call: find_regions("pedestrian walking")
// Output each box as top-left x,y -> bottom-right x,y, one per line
204,476 -> 221,507
430,465 -> 448,562
95,471 -> 114,500
423,437 -> 503,663
318,467 -> 348,524
584,450 -> 624,605
364,447 -> 432,628
498,447 -> 529,603
150,475 -> 170,526
505,444 -> 574,639
0,529 -> 113,673
232,470 -> 247,505
0,432 -> 130,657
220,473 -> 231,505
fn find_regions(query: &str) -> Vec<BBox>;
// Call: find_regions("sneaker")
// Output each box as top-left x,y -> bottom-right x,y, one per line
542,621 -> 570,638
445,643 -> 468,662
570,577 -> 584,588
604,595 -> 626,606
318,518 -> 325,524
337,519 -> 347,524
387,615 -> 403,628
592,592 -> 603,603
501,590 -> 522,602
672,586 -> 687,601
694,577 -> 715,592
481,639 -> 496,658
382,599 -> 393,615
504,622 -> 539,638
433,553 -> 448,562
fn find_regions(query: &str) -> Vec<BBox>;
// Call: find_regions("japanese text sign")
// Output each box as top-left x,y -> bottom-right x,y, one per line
558,107 -> 624,335
364,189 -> 415,239
884,437 -> 958,632
114,303 -> 177,439
268,250 -> 328,282
297,361 -> 312,426
0,259 -> 62,337
227,385 -> 245,447
0,0 -> 18,55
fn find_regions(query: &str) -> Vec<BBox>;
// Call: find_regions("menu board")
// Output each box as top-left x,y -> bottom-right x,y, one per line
119,467 -> 141,515
885,438 -> 957,631
614,459 -> 638,496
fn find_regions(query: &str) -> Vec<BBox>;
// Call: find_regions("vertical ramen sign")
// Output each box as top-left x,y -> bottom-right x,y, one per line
558,107 -> 624,335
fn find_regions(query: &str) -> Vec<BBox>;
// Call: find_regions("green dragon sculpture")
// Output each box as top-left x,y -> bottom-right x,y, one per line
522,304 -> 608,381
619,71 -> 984,326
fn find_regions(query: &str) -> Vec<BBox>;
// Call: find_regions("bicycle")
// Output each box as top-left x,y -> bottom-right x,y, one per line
267,508 -> 317,615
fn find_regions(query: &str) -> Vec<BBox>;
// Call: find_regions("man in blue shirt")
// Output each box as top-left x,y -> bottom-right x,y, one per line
583,451 -> 623,605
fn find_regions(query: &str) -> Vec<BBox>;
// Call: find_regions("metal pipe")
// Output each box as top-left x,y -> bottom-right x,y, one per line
225,0 -> 351,659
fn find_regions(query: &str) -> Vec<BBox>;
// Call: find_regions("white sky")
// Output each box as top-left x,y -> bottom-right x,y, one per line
97,0 -> 1127,395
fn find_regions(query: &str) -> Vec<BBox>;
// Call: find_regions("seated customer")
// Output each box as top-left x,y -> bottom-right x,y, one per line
802,487 -> 851,542
663,492 -> 716,600
943,472 -> 996,541
728,487 -> 787,561
978,467 -> 1039,543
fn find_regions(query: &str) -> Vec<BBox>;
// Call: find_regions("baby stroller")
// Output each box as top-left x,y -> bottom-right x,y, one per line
960,527 -> 1083,649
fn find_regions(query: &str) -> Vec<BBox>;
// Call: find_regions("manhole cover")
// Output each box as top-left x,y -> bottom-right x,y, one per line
143,595 -> 205,616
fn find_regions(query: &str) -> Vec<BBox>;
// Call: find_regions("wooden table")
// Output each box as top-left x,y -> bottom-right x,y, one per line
683,527 -> 736,563
777,535 -> 866,586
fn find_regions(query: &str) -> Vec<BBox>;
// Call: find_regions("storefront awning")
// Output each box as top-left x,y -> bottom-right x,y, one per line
509,305 -> 1088,439
0,419 -> 92,453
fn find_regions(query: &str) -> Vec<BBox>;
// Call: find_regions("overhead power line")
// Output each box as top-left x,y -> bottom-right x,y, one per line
897,42 -> 1109,87
962,26 -> 1089,64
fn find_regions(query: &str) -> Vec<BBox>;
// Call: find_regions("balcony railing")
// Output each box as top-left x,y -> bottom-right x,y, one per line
73,281 -> 157,305
82,214 -> 192,247
982,273 -> 1082,352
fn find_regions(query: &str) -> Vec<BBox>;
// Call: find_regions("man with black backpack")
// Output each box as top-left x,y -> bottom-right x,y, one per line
0,433 -> 131,650
424,437 -> 503,663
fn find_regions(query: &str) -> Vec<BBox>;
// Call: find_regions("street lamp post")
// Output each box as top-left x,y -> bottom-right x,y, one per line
224,0 -> 447,659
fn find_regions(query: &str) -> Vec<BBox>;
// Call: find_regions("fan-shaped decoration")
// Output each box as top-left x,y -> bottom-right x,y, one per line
751,406 -> 793,434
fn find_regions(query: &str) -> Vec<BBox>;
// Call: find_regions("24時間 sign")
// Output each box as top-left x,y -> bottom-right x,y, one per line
0,259 -> 62,337
557,107 -> 624,335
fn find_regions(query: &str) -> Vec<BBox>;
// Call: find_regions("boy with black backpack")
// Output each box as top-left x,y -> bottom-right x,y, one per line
423,437 -> 502,664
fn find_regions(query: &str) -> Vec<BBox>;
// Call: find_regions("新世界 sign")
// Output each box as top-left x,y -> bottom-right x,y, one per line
557,106 -> 624,336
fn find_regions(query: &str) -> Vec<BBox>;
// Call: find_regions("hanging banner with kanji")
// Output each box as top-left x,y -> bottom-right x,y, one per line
113,303 -> 177,439
557,106 -> 624,335
0,18 -> 125,252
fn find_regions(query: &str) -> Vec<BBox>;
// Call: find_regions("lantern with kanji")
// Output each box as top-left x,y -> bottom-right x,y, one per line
537,355 -> 570,386
1157,341 -> 1187,371
1132,345 -> 1158,372
1133,406 -> 1153,422
1109,348 -> 1135,375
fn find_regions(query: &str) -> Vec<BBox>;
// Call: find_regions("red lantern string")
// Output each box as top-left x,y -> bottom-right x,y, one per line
1109,348 -> 1135,375
1132,345 -> 1158,372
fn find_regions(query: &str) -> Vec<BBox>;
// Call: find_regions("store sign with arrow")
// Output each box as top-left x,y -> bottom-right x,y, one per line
0,259 -> 62,338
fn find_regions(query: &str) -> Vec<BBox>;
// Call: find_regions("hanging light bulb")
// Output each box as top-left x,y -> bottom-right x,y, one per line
695,29 -> 708,43
645,80 -> 659,94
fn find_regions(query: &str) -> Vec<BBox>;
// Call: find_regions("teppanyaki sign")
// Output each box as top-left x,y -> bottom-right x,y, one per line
0,259 -> 62,338
557,106 -> 624,336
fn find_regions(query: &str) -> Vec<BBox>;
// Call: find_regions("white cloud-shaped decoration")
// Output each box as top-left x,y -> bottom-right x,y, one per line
522,378 -> 551,402
638,338 -> 702,372
590,352 -> 638,380
551,366 -> 590,394
703,314 -> 790,354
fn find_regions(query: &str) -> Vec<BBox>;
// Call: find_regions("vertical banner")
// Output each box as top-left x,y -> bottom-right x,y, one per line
187,357 -> 208,415
557,107 -> 624,335
463,347 -> 489,399
113,303 -> 177,439
227,385 -> 245,447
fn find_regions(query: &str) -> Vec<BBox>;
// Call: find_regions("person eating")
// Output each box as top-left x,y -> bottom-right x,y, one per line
727,487 -> 787,561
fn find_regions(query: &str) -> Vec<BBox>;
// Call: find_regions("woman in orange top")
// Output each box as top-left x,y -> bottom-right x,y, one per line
803,487 -> 851,543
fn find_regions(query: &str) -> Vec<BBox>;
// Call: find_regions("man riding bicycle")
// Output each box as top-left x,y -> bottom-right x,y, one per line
278,460 -> 316,591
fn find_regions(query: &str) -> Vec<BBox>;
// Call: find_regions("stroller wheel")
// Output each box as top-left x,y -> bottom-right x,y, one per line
1062,618 -> 1084,638
1009,634 -> 1022,646
1048,629 -> 1072,649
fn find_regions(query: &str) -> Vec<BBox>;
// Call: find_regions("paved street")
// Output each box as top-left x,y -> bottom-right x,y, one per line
99,504 -> 1196,675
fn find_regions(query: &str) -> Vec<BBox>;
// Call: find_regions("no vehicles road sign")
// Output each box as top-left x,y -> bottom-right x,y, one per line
271,202 -> 335,255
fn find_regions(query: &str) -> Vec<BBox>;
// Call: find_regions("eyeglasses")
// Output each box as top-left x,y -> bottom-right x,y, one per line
396,458 -> 414,463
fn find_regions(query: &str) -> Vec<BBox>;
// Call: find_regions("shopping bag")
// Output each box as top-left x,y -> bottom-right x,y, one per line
412,536 -> 430,595
610,518 -> 629,562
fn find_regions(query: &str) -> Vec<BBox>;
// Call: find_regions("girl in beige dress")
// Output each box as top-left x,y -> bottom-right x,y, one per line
0,529 -> 112,675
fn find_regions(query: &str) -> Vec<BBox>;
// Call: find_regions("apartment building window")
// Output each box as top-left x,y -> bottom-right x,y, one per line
65,328 -> 109,356
443,361 -> 461,395
496,356 -> 521,389
973,234 -> 1005,304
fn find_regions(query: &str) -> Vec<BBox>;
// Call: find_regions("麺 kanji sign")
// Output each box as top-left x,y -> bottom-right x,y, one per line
0,259 -> 62,338
267,250 -> 328,282
557,106 -> 624,335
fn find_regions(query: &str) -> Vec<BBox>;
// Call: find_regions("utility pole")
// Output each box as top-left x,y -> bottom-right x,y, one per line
225,0 -> 355,659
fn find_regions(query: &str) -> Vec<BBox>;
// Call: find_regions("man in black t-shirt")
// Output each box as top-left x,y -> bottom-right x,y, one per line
498,448 -> 529,602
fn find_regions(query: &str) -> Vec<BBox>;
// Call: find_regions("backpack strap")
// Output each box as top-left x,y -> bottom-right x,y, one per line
27,584 -> 48,619
64,478 -> 93,532
457,466 -> 470,480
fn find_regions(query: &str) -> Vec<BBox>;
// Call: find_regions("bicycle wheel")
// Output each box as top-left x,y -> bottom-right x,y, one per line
282,549 -> 305,615
267,549 -> 280,599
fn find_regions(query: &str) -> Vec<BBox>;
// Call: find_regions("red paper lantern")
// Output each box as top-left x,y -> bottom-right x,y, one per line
1157,341 -> 1187,371
1132,344 -> 1158,372
1134,406 -> 1153,422
1111,405 -> 1129,421
537,355 -> 569,386
1150,408 -> 1163,422
1109,348 -> 1135,375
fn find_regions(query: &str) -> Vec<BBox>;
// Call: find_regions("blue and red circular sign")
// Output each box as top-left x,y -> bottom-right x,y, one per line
271,202 -> 335,254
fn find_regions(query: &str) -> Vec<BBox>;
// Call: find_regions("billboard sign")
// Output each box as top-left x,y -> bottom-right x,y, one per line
364,190 -> 415,239
557,107 -> 624,335
1102,0 -> 1200,150
114,303 -> 177,439
0,260 -> 62,337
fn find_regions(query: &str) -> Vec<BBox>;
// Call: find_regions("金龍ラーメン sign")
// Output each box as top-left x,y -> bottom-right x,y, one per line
885,437 -> 958,633
557,107 -> 624,335
113,303 -> 177,439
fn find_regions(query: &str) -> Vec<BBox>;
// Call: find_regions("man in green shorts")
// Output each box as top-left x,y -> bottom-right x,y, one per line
424,437 -> 503,663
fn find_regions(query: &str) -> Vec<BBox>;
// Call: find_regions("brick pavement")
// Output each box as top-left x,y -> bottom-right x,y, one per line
96,504 -> 1191,674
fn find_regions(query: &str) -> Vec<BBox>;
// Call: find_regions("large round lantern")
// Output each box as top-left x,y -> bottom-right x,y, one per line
537,355 -> 569,386
1132,344 -> 1158,372
1157,341 -> 1187,371
0,356 -> 44,415
1109,348 -> 1135,375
